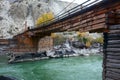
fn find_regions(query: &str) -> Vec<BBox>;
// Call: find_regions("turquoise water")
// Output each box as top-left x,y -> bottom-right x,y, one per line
0,56 -> 102,80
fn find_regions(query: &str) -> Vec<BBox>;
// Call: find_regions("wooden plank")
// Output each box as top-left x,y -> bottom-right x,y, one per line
91,23 -> 106,30
106,48 -> 120,52
106,62 -> 120,69
106,68 -> 120,74
107,45 -> 120,48
105,78 -> 114,80
109,25 -> 120,30
108,40 -> 120,44
106,71 -> 120,80
107,19 -> 116,24
93,14 -> 106,20
116,14 -> 120,18
109,30 -> 120,34
107,55 -> 120,60
108,33 -> 120,37
107,58 -> 120,64
92,18 -> 106,25
107,52 -> 120,56
108,37 -> 120,40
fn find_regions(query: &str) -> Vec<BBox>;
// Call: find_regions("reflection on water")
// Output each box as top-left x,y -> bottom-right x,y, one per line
0,55 -> 102,80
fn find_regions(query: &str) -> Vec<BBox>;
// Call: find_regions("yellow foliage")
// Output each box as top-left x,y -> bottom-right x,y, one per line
76,32 -> 81,35
86,41 -> 91,47
51,33 -> 56,38
87,36 -> 94,42
36,12 -> 54,26
76,32 -> 86,37
47,12 -> 54,20
96,37 -> 104,44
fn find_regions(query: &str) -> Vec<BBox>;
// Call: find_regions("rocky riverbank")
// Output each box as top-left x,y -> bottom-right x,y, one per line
8,42 -> 103,63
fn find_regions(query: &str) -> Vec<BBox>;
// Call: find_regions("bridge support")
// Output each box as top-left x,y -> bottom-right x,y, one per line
102,8 -> 120,80
103,25 -> 120,80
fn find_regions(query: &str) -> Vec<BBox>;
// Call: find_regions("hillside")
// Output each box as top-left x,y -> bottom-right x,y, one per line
0,0 -> 77,38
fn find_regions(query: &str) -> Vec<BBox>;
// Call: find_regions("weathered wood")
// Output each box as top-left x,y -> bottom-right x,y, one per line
108,33 -> 120,38
108,36 -> 120,40
107,55 -> 120,60
105,78 -> 114,80
108,37 -> 120,40
106,48 -> 120,52
107,45 -> 120,48
107,52 -> 120,56
109,25 -> 120,30
106,71 -> 120,80
104,24 -> 120,80
107,33 -> 120,40
108,40 -> 120,44
106,68 -> 120,74
107,58 -> 120,64
106,62 -> 120,69
109,30 -> 120,33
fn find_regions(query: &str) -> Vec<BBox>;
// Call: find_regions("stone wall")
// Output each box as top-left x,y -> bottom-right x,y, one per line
38,36 -> 53,52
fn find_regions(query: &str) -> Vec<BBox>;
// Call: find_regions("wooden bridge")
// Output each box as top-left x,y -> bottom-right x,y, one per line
9,0 -> 120,80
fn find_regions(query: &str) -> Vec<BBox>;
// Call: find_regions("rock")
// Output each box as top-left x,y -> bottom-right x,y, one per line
0,75 -> 17,80
83,54 -> 89,56
0,16 -> 3,20
72,41 -> 86,49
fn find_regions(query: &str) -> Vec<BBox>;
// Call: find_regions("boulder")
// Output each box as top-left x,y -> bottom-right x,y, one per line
0,75 -> 17,80
72,41 -> 86,49
0,16 -> 3,20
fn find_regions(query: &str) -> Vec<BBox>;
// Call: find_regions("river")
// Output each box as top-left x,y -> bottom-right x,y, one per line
0,55 -> 102,80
